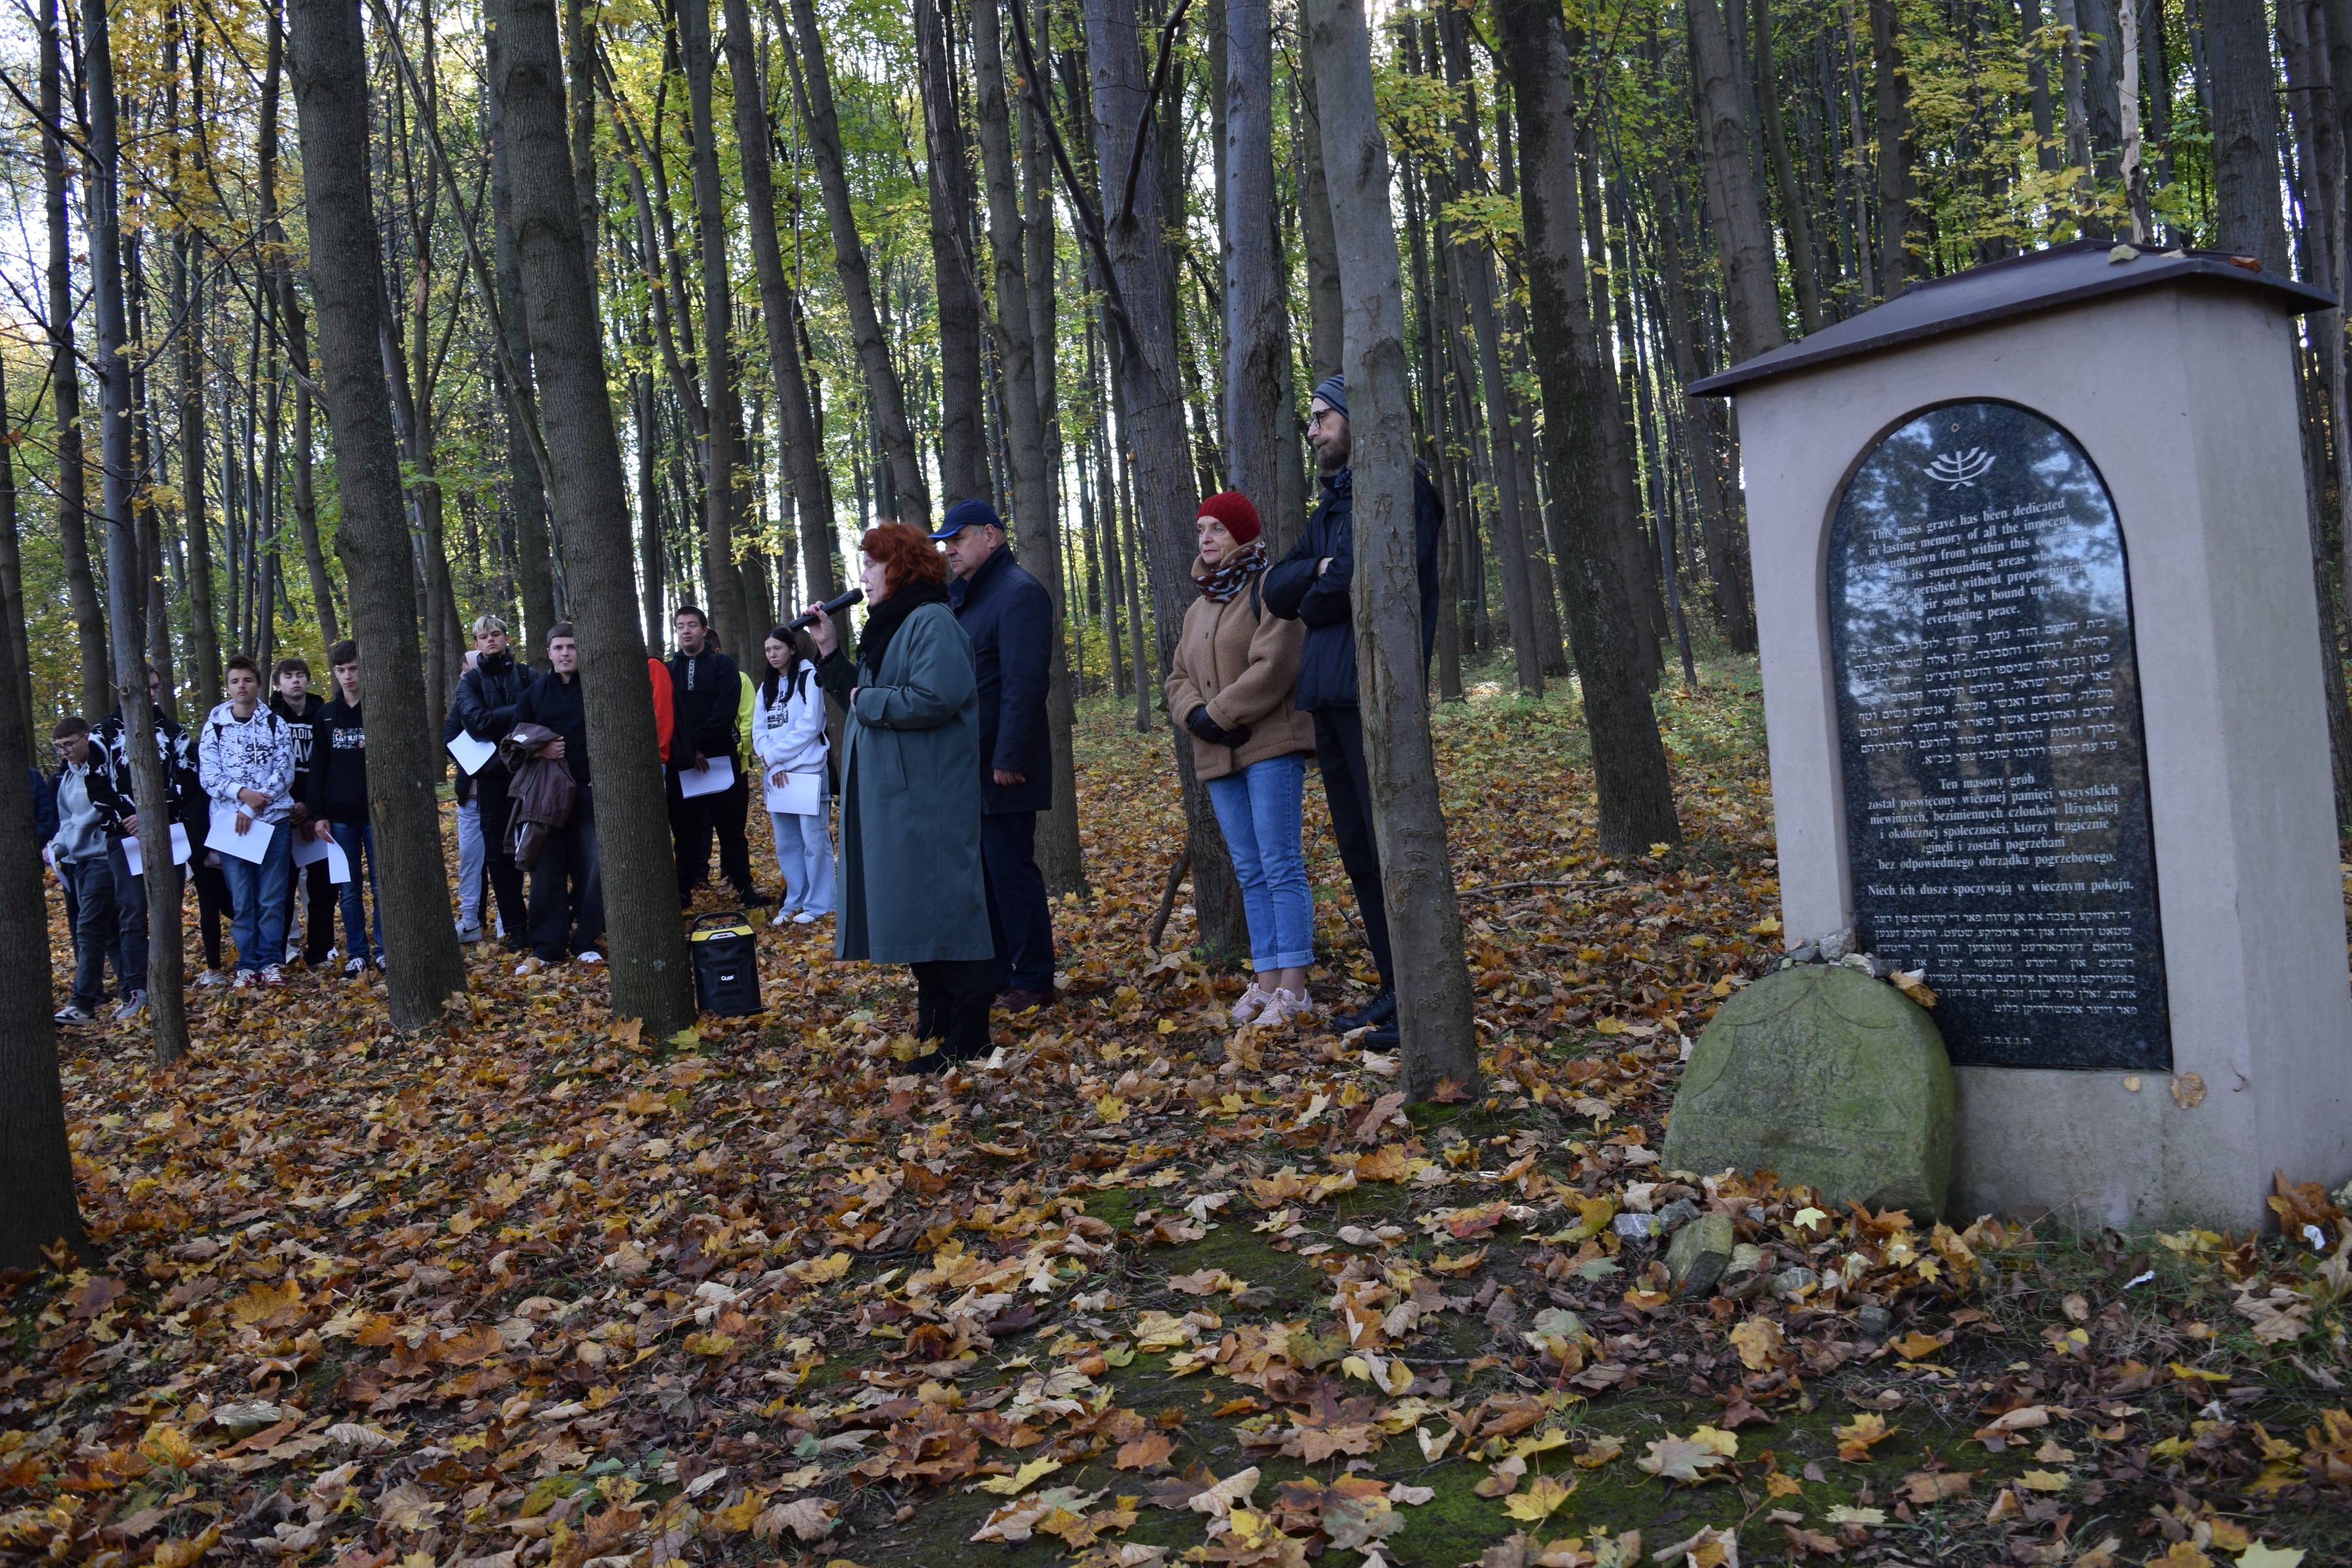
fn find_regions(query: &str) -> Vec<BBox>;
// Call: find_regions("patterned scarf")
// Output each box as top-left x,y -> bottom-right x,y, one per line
1193,541 -> 1266,604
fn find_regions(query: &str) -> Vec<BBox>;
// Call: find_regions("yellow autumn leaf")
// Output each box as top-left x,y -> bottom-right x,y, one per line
974,1457 -> 1063,1496
1501,1473 -> 1575,1522
1835,1413 -> 1897,1461
2016,1469 -> 2070,1492
1096,1094 -> 1129,1123
1728,1318 -> 1784,1371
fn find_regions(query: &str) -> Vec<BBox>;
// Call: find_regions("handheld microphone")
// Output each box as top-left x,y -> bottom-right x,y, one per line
787,586 -> 864,632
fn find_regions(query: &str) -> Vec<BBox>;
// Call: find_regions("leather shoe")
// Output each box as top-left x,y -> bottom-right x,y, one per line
996,987 -> 1054,1014
1332,989 -> 1397,1032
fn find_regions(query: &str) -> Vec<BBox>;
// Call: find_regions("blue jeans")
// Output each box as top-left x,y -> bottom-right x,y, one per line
1205,752 -> 1315,972
455,796 -> 485,928
220,822 -> 293,973
329,821 -> 383,963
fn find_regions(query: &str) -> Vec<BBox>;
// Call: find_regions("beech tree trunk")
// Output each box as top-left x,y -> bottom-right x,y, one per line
1750,0 -> 1825,333
287,0 -> 470,1031
265,0 -> 338,651
1495,0 -> 1683,856
973,0 -> 1086,897
488,25 -> 559,651
1222,0 -> 1285,516
44,0 -> 110,720
487,0 -> 697,1031
1303,0 -> 1478,1103
1870,0 -> 1910,295
2209,0 -> 2292,274
1688,0 -> 1786,359
84,0 -> 189,1066
1079,0 -> 1250,961
779,0 -> 932,528
679,0 -> 751,660
917,0 -> 990,506
1296,61 -> 1344,382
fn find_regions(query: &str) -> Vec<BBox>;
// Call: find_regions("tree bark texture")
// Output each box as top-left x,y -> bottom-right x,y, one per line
488,0 -> 698,1032
1496,0 -> 1684,856
1750,0 -> 1825,333
1296,60 -> 1345,383
1222,0 -> 1285,515
2208,0 -> 2293,274
678,0 -> 751,661
44,0 -> 112,721
1687,0 -> 1787,360
916,0 -> 990,508
488,24 -> 560,653
1869,0 -> 1910,295
287,0 -> 470,1030
1303,0 -> 1478,1103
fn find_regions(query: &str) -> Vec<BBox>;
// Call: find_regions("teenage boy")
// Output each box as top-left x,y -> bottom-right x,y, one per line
270,657 -> 335,968
198,654 -> 297,987
512,623 -> 604,969
664,606 -> 755,906
453,616 -> 532,947
47,716 -> 131,1022
91,666 -> 204,1019
309,642 -> 383,974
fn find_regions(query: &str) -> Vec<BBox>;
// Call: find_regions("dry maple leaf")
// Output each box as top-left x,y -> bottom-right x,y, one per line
1635,1437 -> 1726,1482
1115,1433 -> 1175,1471
1729,1317 -> 1784,1370
1834,1413 -> 1897,1461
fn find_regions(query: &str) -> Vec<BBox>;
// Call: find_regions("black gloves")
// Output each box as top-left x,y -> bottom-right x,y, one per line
1186,706 -> 1253,749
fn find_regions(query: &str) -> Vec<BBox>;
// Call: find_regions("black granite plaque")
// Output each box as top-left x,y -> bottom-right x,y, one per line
1829,400 -> 2170,1070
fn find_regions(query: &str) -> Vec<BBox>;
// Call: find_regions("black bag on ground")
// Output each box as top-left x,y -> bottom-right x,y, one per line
689,912 -> 762,1017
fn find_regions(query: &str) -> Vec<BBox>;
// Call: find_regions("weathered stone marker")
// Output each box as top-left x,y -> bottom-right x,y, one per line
1692,240 -> 2352,1228
1661,966 -> 1953,1218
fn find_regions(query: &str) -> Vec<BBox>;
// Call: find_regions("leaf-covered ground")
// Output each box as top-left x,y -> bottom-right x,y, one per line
8,657 -> 2351,1568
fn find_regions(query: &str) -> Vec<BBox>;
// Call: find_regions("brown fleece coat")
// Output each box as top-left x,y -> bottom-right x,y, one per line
1165,557 -> 1316,781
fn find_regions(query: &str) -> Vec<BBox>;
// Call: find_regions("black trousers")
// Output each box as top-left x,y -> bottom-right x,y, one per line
474,770 -> 531,945
1311,706 -> 1394,990
667,765 -> 755,897
283,848 -> 335,964
194,858 -> 235,972
911,958 -> 996,1061
528,784 -> 605,960
981,811 -> 1056,992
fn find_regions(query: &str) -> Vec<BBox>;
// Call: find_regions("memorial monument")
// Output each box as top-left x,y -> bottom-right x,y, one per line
1690,239 -> 2352,1229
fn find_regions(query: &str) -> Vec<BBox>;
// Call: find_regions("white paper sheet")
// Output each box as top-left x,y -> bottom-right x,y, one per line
447,731 -> 498,776
123,823 -> 193,877
677,755 -> 735,800
291,830 -> 353,884
206,802 -> 275,864
764,768 -> 822,815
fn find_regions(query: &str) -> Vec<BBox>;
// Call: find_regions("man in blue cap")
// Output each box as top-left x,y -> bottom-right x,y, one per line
1262,374 -> 1444,1045
936,497 -> 1058,1012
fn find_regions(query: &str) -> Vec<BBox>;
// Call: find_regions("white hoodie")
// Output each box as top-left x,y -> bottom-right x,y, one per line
197,701 -> 297,824
752,663 -> 830,783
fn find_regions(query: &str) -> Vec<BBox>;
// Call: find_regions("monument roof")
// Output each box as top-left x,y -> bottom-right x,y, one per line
1686,238 -> 2338,398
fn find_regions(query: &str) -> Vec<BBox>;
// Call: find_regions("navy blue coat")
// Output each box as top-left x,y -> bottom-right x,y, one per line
1262,463 -> 1445,711
949,545 -> 1054,815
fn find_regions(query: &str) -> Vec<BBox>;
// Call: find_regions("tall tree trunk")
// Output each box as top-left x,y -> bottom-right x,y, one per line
777,0 -> 932,527
1296,61 -> 1344,382
1869,0 -> 1910,295
287,0 -> 470,1031
722,0 -> 840,623
44,0 -> 109,719
487,0 -> 697,1031
83,0 -> 189,1064
973,0 -> 1086,896
917,0 -> 990,506
0,361 -> 32,746
1688,0 -> 1787,359
1751,0 -> 1825,333
1496,0 -> 1683,856
1222,0 -> 1284,517
678,0 -> 750,660
489,24 -> 559,651
1303,0 -> 1478,1102
2209,0 -> 2292,274
262,0 -> 338,650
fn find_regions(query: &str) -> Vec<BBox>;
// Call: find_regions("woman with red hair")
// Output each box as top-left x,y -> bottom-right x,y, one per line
806,523 -> 996,1064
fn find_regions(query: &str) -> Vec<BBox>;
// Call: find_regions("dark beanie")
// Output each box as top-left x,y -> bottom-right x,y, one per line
1196,491 -> 1263,545
932,497 -> 1002,540
1311,374 -> 1347,417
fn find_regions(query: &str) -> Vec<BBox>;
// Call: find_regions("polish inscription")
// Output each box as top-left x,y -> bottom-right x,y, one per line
1829,400 -> 2170,1070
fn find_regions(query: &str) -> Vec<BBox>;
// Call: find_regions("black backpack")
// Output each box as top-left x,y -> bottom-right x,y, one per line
688,912 -> 762,1017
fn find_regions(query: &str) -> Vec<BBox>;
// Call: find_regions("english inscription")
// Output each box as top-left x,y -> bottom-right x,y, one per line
1830,400 -> 2170,1070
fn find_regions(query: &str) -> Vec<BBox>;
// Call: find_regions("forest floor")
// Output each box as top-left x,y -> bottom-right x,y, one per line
6,653 -> 2350,1568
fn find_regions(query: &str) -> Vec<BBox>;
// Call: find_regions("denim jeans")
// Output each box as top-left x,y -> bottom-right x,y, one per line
455,796 -> 485,928
106,840 -> 150,987
220,822 -> 293,973
769,781 -> 836,915
329,821 -> 383,963
1205,751 -> 1316,972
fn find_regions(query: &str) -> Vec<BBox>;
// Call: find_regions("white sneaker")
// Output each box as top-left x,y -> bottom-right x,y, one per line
1271,988 -> 1316,1025
793,910 -> 819,924
231,970 -> 256,991
575,949 -> 602,965
260,966 -> 286,988
113,991 -> 147,1022
1228,984 -> 1276,1026
771,909 -> 791,926
284,942 -> 301,965
344,956 -> 367,979
456,923 -> 483,943
515,956 -> 544,977
195,969 -> 229,988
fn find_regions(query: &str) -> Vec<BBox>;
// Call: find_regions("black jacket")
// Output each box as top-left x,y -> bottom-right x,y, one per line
513,668 -> 591,783
949,546 -> 1054,815
454,651 -> 533,785
308,696 -> 371,824
270,691 -> 327,804
1260,463 -> 1444,711
666,647 -> 740,768
91,708 -> 204,834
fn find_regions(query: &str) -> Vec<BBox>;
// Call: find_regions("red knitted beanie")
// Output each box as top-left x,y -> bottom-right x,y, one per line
1196,491 -> 1263,545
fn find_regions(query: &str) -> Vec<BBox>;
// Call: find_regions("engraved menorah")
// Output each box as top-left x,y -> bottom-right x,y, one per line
1927,448 -> 1997,487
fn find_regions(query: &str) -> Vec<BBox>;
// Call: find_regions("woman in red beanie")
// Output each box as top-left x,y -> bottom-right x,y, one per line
1166,491 -> 1319,1025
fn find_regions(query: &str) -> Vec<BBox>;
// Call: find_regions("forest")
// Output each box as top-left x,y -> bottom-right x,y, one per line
3,0 -> 2352,1564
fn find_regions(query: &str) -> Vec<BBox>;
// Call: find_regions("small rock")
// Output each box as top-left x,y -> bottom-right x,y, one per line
1857,1304 -> 1893,1339
1728,1243 -> 1766,1277
1654,1198 -> 1701,1233
1840,952 -> 1875,975
1665,1213 -> 1737,1298
1772,1266 -> 1820,1300
1818,927 -> 1857,962
1785,943 -> 1821,965
1612,1211 -> 1661,1241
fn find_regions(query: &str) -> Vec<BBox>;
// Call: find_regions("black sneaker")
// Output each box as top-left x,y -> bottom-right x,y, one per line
1333,990 -> 1397,1032
53,1003 -> 96,1024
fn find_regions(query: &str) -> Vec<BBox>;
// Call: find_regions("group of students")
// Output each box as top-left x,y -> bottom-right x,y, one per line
39,645 -> 380,1019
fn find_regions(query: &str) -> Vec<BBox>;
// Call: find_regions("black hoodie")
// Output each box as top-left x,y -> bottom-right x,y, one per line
308,694 -> 370,824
